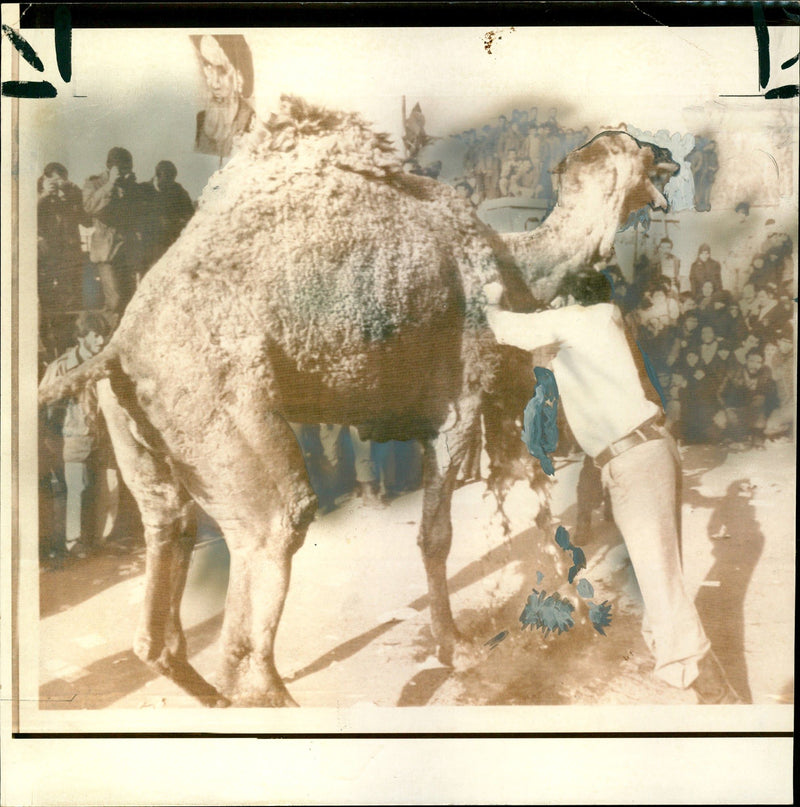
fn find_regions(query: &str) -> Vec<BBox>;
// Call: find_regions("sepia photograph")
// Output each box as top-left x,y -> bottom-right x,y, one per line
1,3 -> 796,804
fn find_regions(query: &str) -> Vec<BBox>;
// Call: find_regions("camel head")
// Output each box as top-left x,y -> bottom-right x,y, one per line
530,130 -> 680,264
500,131 -> 680,301
553,130 -> 680,222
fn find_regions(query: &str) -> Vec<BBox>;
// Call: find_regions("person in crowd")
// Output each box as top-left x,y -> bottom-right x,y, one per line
698,288 -> 733,335
499,120 -> 525,162
689,243 -> 722,298
498,148 -> 528,197
523,125 -> 543,190
747,285 -> 784,341
723,202 -> 757,296
732,332 -> 761,369
477,135 -> 502,200
746,253 -> 775,290
454,180 -> 478,207
82,146 -> 144,328
678,291 -> 697,316
191,34 -> 255,159
687,137 -> 718,212
291,424 -> 344,514
717,301 -> 748,348
484,273 -> 741,703
738,282 -> 758,319
39,312 -> 111,559
641,281 -> 680,332
717,348 -> 778,449
759,218 -> 794,290
654,237 -> 681,292
38,162 -> 90,313
764,326 -> 795,441
667,309 -> 701,368
138,160 -> 195,271
680,349 -> 717,444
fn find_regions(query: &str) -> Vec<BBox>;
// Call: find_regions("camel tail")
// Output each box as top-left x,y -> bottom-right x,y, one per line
38,345 -> 121,406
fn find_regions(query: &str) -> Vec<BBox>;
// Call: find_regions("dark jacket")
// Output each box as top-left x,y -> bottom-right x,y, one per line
138,179 -> 195,269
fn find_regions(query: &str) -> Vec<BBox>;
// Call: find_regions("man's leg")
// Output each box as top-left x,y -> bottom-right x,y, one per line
601,438 -> 710,689
97,262 -> 120,317
349,427 -> 382,506
63,461 -> 89,555
575,454 -> 603,543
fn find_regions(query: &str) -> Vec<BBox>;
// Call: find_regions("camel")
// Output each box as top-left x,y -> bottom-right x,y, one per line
38,96 -> 678,707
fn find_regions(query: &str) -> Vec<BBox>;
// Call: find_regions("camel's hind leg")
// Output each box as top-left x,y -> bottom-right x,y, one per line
97,381 -> 227,706
418,394 -> 482,665
193,409 -> 317,707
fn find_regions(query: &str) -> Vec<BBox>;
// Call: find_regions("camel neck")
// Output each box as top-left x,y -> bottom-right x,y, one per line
503,202 -> 616,302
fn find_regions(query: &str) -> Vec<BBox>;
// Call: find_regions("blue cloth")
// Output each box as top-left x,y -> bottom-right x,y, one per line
521,366 -> 560,476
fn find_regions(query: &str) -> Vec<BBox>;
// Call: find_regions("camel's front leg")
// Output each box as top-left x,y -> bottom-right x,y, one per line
203,410 -> 317,707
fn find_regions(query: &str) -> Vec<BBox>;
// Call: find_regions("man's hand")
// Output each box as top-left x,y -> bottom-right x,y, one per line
483,282 -> 504,306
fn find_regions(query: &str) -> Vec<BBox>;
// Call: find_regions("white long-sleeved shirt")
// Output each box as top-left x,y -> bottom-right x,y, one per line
486,302 -> 659,458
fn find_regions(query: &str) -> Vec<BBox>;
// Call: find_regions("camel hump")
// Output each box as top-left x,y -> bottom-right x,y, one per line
38,344 -> 121,407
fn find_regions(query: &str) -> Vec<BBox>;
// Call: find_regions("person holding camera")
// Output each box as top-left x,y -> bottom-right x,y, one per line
37,162 -> 89,314
82,147 -> 144,328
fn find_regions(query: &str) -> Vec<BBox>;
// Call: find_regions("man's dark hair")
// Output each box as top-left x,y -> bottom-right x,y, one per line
557,270 -> 612,305
745,347 -> 763,360
75,311 -> 109,340
155,160 -> 178,182
106,147 -> 133,172
43,162 -> 68,179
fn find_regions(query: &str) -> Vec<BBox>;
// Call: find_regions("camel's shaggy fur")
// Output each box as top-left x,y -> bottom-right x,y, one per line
39,96 -> 677,707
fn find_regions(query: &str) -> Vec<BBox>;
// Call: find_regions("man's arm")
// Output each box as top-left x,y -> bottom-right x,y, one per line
483,282 -> 569,351
82,169 -> 117,218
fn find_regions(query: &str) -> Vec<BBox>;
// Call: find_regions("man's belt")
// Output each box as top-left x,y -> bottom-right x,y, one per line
594,415 -> 669,469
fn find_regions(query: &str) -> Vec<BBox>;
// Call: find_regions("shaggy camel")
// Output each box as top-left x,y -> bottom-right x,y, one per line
39,97 -> 678,707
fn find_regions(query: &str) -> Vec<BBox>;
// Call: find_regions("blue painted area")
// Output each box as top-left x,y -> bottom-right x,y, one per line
635,339 -> 668,411
484,630 -> 509,650
554,526 -> 587,585
536,570 -> 544,585
520,589 -> 575,636
576,578 -> 595,599
521,366 -> 560,477
588,600 -> 613,636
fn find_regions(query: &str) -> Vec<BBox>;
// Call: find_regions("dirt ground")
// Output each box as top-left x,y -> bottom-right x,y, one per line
37,440 -> 795,713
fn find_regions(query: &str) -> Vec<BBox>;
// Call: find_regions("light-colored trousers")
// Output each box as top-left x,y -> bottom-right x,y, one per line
601,437 -> 710,689
319,425 -> 377,484
64,461 -> 119,548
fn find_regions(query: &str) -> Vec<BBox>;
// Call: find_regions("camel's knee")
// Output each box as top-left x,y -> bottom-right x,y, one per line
417,519 -> 453,560
287,486 -> 317,548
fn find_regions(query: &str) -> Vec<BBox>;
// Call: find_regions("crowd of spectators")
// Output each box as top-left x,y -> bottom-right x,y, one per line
450,106 -> 592,208
38,148 -> 195,363
37,148 -> 195,562
602,205 -> 795,450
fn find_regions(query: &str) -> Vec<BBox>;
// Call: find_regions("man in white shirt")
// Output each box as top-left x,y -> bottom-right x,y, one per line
483,273 -> 741,703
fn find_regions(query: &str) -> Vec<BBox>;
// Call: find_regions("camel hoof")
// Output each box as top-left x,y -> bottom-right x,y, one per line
216,664 -> 299,708
435,631 -> 480,671
451,638 -> 484,672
